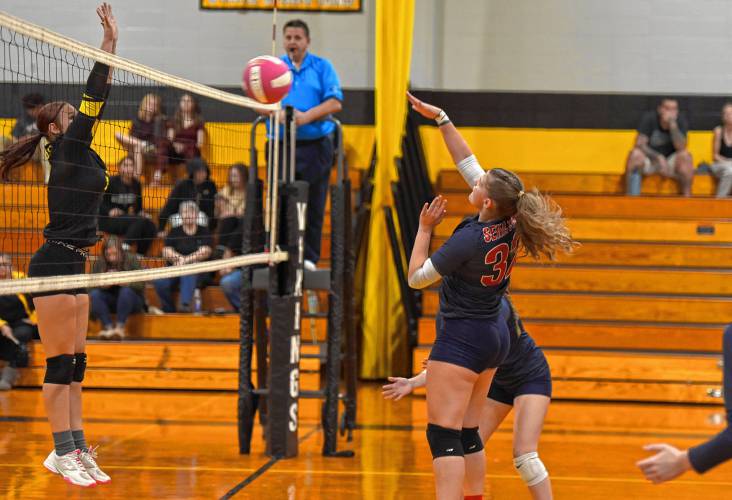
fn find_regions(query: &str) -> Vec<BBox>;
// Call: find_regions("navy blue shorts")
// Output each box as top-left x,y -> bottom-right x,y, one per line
429,315 -> 510,373
488,373 -> 552,406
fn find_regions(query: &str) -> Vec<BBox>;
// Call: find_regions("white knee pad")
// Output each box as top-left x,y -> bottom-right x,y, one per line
513,452 -> 548,487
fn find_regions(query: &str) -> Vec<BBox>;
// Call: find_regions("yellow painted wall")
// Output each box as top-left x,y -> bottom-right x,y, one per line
419,127 -> 714,182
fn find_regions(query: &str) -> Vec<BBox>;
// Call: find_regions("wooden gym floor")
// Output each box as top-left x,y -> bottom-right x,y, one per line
1,385 -> 731,499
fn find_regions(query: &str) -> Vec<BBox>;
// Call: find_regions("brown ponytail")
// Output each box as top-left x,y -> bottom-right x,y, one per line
481,168 -> 577,260
0,101 -> 66,180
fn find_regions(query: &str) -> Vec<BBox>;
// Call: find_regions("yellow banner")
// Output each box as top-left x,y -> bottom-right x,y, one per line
200,0 -> 361,11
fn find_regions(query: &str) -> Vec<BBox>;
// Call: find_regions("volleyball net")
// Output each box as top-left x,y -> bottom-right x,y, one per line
0,9 -> 289,295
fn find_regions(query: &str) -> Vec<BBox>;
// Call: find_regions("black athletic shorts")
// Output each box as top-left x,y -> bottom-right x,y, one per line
429,314 -> 511,374
28,240 -> 88,297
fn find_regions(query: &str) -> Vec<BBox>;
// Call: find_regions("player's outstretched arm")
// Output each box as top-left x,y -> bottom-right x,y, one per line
636,443 -> 692,483
382,370 -> 427,401
407,92 -> 483,187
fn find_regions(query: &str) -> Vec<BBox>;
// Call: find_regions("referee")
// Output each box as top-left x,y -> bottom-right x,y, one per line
273,19 -> 343,270
0,3 -> 116,487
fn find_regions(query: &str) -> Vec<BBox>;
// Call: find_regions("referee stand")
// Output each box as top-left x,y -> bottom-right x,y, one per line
238,109 -> 357,458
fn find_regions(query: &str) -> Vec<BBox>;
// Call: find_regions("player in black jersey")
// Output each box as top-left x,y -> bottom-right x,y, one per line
406,92 -> 575,500
638,324 -> 732,484
0,3 -> 117,487
384,296 -> 554,499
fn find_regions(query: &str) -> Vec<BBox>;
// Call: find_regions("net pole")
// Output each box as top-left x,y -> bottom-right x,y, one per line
269,109 -> 281,253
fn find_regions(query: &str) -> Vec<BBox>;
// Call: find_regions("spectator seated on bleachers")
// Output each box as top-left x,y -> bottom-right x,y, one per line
114,92 -> 167,180
157,158 -> 217,238
154,201 -> 213,313
625,98 -> 694,196
0,253 -> 36,391
98,156 -> 158,256
218,215 -> 244,312
89,236 -> 146,340
215,163 -> 247,257
711,102 -> 732,198
0,93 -> 52,183
157,93 -> 206,184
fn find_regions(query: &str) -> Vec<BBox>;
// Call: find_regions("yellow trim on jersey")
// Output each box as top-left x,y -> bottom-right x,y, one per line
79,93 -> 103,118
104,172 -> 110,191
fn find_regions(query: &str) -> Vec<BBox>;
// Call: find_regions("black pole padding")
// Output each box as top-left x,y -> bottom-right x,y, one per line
266,294 -> 301,459
238,176 -> 265,454
254,289 -> 269,430
265,180 -> 308,458
341,177 -> 358,441
323,182 -> 346,456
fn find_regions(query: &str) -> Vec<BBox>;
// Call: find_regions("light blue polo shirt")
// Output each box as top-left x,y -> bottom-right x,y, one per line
267,52 -> 343,141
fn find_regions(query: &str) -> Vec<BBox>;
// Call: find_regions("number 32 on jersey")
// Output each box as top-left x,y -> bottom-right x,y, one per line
481,233 -> 520,287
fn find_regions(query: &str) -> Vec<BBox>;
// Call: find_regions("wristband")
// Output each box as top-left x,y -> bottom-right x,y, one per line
435,110 -> 450,126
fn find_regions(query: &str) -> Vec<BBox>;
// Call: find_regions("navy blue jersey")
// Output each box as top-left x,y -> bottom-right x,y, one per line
493,298 -> 550,388
430,215 -> 518,319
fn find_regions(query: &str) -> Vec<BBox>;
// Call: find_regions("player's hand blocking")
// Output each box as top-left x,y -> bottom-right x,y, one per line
97,3 -> 118,43
419,195 -> 447,232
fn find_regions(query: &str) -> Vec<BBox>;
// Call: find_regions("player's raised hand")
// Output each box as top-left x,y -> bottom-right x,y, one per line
382,377 -> 413,401
407,92 -> 442,120
97,3 -> 118,43
419,195 -> 447,231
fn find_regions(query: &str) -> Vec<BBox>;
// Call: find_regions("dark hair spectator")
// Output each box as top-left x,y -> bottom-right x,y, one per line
625,98 -> 694,196
0,92 -> 51,183
98,156 -> 158,255
89,236 -> 146,340
157,157 -> 218,234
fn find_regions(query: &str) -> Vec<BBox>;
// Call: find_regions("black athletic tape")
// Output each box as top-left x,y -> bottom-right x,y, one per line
461,427 -> 484,455
426,423 -> 464,459
72,352 -> 87,383
44,354 -> 75,385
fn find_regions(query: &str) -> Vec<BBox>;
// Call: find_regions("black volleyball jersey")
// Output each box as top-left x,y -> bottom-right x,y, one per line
430,215 -> 518,319
43,62 -> 111,248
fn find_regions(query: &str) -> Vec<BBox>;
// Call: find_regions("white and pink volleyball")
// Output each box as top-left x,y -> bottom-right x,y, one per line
242,56 -> 292,104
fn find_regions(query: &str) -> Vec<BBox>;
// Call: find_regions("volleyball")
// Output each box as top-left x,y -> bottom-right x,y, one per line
242,55 -> 292,104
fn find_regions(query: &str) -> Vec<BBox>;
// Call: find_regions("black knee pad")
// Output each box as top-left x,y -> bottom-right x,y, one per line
426,423 -> 463,459
44,354 -> 75,385
72,352 -> 87,383
461,427 -> 484,455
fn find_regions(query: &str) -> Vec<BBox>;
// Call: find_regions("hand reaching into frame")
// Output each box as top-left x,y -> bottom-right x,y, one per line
381,377 -> 413,401
407,92 -> 442,120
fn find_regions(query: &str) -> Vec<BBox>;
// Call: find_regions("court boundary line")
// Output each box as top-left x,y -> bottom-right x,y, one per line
219,425 -> 321,499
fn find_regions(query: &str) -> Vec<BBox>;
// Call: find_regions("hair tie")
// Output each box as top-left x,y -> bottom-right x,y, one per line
518,190 -> 525,198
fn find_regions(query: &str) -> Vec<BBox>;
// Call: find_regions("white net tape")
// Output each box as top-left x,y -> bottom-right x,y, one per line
0,251 -> 287,295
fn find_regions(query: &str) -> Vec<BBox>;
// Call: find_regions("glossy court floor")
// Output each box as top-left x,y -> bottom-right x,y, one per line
1,385 -> 732,499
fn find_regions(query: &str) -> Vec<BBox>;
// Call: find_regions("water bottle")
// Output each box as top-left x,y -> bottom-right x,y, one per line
193,288 -> 202,315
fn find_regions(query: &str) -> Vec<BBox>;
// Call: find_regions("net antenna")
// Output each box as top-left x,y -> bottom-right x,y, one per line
265,0 -> 282,255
